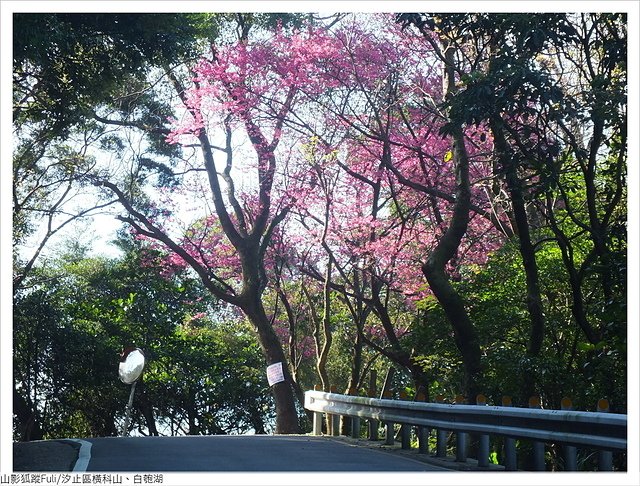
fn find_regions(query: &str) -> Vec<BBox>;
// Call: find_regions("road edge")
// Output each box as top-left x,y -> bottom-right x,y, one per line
66,439 -> 92,472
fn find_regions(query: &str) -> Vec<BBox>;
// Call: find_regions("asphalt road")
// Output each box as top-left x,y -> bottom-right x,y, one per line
79,435 -> 448,472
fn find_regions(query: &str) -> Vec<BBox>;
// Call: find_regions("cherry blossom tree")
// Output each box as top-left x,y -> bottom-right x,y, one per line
269,16 -> 506,397
94,24 -> 336,433
97,14 -> 504,418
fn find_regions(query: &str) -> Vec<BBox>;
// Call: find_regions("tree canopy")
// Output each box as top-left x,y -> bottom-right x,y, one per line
11,12 -> 628,468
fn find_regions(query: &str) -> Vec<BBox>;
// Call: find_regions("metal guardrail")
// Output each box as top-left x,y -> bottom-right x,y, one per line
304,390 -> 627,470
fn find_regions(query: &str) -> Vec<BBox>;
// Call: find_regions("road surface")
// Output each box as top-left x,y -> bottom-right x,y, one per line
76,435 -> 449,472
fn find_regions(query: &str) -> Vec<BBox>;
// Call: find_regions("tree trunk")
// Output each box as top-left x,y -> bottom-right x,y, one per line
347,316 -> 364,394
275,284 -> 310,417
422,265 -> 482,399
545,193 -> 600,344
421,41 -> 482,400
584,117 -> 614,302
137,380 -> 159,436
316,256 -> 333,391
13,387 -> 43,441
491,120 -> 546,359
242,297 -> 300,434
490,119 -> 546,400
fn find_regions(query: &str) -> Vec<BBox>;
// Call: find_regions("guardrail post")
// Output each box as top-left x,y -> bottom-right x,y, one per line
348,388 -> 361,439
476,394 -> 490,467
340,387 -> 353,436
435,394 -> 447,458
528,396 -> 545,470
454,394 -> 468,462
382,390 -> 395,445
416,390 -> 429,454
561,397 -> 577,471
502,396 -> 517,471
398,391 -> 411,450
401,425 -> 411,450
329,413 -> 339,436
385,425 -> 395,445
313,410 -> 323,436
312,385 -> 324,435
367,387 -> 379,441
329,385 -> 339,436
597,399 -> 613,471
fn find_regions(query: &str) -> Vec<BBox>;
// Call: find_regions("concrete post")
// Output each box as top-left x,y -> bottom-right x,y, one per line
561,397 -> 577,471
476,394 -> 490,468
597,399 -> 613,471
416,391 -> 429,454
347,388 -> 360,439
381,390 -> 394,445
435,394 -> 447,458
417,426 -> 429,454
367,388 -> 379,441
528,396 -> 545,470
384,422 -> 395,445
401,423 -> 411,450
313,384 -> 324,435
454,395 -> 467,462
330,413 -> 340,437
367,372 -> 378,441
313,411 -> 323,436
351,416 -> 361,439
502,396 -> 517,471
398,391 -> 411,450
328,385 -> 339,436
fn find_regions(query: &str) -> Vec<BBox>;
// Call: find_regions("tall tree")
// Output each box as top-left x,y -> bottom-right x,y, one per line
284,16 -> 501,397
12,13 -> 218,433
14,13 -> 308,434
398,12 -> 626,400
94,22 -> 314,433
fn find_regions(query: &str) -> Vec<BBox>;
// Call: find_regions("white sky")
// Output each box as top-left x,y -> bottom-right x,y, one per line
1,1 -> 639,484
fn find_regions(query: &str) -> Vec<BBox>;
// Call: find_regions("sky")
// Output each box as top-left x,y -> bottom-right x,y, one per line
1,1 -> 639,484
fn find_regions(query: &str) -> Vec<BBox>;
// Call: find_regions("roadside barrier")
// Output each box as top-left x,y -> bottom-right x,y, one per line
304,390 -> 626,471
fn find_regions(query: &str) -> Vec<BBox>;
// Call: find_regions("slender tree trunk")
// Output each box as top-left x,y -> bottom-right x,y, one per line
421,42 -> 482,400
275,284 -> 309,413
276,286 -> 298,381
347,310 -> 365,393
490,119 -> 546,400
249,408 -> 267,435
422,266 -> 482,398
304,282 -> 330,391
184,386 -> 199,435
545,193 -> 600,344
137,380 -> 159,436
317,256 -> 333,391
584,117 -> 614,302
490,121 -> 546,354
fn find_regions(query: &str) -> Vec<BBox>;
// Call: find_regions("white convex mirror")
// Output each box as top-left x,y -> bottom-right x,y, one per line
119,348 -> 145,384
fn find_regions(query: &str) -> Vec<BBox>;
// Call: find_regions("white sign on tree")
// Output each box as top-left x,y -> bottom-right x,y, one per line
266,362 -> 285,386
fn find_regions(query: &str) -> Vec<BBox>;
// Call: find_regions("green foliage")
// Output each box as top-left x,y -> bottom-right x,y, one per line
13,237 -> 274,439
410,240 -> 625,411
13,13 -> 215,134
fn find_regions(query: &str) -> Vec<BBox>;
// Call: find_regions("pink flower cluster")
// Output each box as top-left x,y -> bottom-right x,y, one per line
156,15 -> 508,343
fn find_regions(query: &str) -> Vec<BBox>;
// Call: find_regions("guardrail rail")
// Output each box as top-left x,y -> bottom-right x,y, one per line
304,390 -> 627,471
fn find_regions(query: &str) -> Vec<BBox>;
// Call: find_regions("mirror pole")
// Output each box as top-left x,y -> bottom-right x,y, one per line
121,380 -> 138,436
